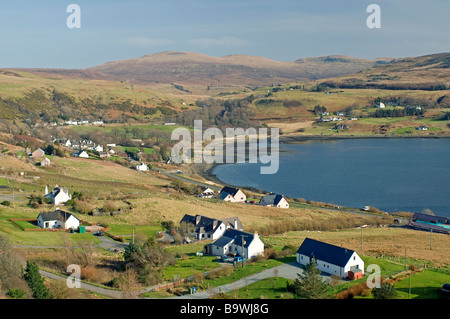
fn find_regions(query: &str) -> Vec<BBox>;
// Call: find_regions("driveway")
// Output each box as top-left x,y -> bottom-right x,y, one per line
170,261 -> 332,299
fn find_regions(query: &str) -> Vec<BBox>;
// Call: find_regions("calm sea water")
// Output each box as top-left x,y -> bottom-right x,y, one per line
212,138 -> 450,218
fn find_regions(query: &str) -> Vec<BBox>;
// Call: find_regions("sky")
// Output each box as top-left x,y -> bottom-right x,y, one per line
0,0 -> 449,69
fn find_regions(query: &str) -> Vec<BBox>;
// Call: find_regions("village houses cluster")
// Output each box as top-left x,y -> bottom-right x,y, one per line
34,183 -> 364,281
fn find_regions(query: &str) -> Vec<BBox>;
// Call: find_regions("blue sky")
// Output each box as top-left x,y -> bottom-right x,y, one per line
0,0 -> 449,68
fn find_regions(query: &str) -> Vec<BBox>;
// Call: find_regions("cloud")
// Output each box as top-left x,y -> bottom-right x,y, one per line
123,36 -> 174,47
188,36 -> 250,48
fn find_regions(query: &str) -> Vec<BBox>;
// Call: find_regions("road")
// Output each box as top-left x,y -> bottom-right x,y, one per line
38,259 -> 333,300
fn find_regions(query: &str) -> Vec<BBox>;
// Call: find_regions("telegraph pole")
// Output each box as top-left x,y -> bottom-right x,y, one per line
430,229 -> 433,250
241,235 -> 245,268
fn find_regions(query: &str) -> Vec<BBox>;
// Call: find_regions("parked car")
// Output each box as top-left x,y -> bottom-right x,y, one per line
220,255 -> 233,262
95,230 -> 104,236
234,256 -> 247,263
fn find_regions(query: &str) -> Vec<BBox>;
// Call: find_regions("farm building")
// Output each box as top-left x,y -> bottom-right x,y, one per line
37,210 -> 80,230
296,238 -> 364,280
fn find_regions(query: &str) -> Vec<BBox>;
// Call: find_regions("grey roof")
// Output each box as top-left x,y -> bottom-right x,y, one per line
296,238 -> 356,267
219,187 -> 240,198
211,229 -> 256,249
44,186 -> 69,198
38,210 -> 77,223
180,214 -> 243,234
259,193 -> 286,206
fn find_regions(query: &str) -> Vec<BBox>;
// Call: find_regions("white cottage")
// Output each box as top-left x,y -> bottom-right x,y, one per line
208,229 -> 264,260
44,185 -> 72,206
296,238 -> 364,280
135,162 -> 149,171
219,187 -> 246,203
259,193 -> 289,208
37,210 -> 80,230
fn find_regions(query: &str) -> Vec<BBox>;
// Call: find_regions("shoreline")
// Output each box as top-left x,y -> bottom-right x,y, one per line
191,134 -> 450,214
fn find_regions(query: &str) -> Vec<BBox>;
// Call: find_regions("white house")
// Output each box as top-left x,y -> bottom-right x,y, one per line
94,145 -> 104,152
416,126 -> 428,131
44,185 -> 72,206
74,150 -> 89,158
37,210 -> 80,230
296,238 -> 364,280
40,157 -> 51,167
259,193 -> 289,208
135,162 -> 149,171
198,187 -> 215,198
377,102 -> 386,108
208,229 -> 264,260
180,214 -> 243,241
219,187 -> 246,203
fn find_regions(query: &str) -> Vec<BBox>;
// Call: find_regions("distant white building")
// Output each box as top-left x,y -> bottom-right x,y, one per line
135,162 -> 149,171
37,210 -> 79,230
75,150 -> 89,158
94,145 -> 104,152
377,102 -> 386,108
259,193 -> 289,208
44,185 -> 72,206
40,157 -> 51,167
219,187 -> 246,203
198,187 -> 215,198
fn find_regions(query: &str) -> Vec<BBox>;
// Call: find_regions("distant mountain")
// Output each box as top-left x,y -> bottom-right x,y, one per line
86,51 -> 389,86
320,52 -> 450,90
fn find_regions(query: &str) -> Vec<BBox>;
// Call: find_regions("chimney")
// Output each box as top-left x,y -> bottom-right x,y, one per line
234,219 -> 238,229
44,185 -> 48,195
195,215 -> 201,225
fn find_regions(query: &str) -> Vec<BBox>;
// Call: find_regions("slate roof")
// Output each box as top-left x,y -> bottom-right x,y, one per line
219,187 -> 240,198
180,214 -> 243,234
38,210 -> 77,223
296,238 -> 356,267
259,193 -> 286,206
212,229 -> 256,249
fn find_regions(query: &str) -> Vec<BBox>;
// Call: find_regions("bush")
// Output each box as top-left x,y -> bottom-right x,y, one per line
1,200 -> 11,206
6,288 -> 26,299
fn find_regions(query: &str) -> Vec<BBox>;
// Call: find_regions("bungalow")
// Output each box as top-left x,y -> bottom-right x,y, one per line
219,186 -> 246,203
259,193 -> 289,208
207,229 -> 264,260
296,238 -> 364,280
180,214 -> 243,241
37,210 -> 80,230
44,185 -> 72,206
198,187 -> 215,198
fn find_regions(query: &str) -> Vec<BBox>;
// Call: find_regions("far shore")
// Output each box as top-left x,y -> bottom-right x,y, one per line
191,133 -> 450,197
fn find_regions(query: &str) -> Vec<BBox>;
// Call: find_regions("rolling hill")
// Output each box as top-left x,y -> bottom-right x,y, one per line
319,52 -> 450,90
86,51 -> 390,86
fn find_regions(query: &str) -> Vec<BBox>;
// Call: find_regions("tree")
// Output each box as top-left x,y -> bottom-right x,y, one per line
23,261 -> 51,299
371,282 -> 397,299
293,258 -> 330,299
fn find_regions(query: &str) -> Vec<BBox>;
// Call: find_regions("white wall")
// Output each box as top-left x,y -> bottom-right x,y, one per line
296,252 -> 364,279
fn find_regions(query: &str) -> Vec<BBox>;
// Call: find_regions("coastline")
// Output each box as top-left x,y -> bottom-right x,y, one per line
193,133 -> 450,186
